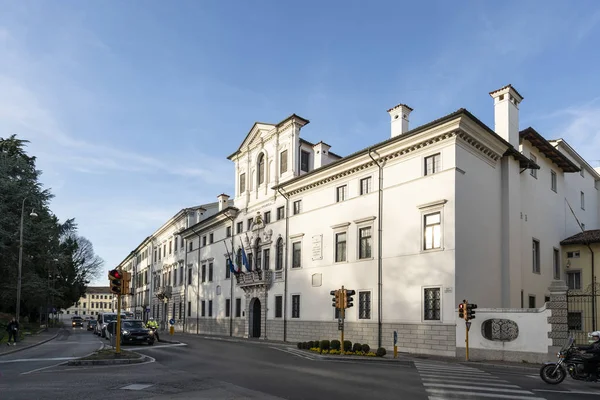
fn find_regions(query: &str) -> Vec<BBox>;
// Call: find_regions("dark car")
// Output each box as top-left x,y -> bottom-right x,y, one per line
108,319 -> 154,346
71,316 -> 84,328
87,320 -> 97,331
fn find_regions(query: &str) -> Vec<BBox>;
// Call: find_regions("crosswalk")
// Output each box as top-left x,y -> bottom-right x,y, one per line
414,361 -> 545,399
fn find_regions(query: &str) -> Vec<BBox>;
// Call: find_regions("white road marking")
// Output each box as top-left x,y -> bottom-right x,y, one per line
121,383 -> 154,390
426,389 -> 544,399
125,343 -> 187,351
533,389 -> 600,395
0,357 -> 76,364
270,347 -> 315,360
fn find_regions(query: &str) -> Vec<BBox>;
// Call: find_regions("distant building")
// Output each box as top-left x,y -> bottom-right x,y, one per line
62,286 -> 117,318
116,84 -> 600,356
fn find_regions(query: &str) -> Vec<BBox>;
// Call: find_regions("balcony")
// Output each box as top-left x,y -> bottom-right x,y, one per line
235,270 -> 272,290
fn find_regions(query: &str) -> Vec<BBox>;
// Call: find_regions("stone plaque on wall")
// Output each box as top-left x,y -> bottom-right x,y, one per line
312,273 -> 322,287
312,235 -> 323,260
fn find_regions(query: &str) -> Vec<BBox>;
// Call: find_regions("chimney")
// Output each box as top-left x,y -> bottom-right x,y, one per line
217,193 -> 230,212
312,141 -> 331,169
387,104 -> 413,138
489,84 -> 523,148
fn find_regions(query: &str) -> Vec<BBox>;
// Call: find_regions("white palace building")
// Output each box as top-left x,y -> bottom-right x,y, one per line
116,85 -> 600,356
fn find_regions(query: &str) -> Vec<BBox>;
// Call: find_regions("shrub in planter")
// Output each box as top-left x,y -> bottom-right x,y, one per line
343,340 -> 352,352
303,342 -> 310,349
361,344 -> 370,353
376,347 -> 387,357
297,342 -> 302,349
320,340 -> 330,350
352,343 -> 362,353
314,339 -> 319,347
330,340 -> 341,350
308,341 -> 314,349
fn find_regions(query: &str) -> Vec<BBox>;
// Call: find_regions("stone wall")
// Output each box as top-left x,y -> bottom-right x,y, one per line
184,317 -> 245,337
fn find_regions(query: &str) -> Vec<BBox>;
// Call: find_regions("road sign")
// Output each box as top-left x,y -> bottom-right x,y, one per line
145,307 -> 150,313
169,319 -> 175,325
466,321 -> 472,331
393,330 -> 398,345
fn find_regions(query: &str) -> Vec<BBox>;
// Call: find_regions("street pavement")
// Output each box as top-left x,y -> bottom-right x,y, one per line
3,330 -> 600,399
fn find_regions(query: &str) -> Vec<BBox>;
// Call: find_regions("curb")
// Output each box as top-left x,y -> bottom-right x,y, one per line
67,354 -> 150,366
0,332 -> 59,357
157,339 -> 180,344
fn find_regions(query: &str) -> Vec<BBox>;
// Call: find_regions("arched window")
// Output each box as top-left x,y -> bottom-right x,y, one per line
257,153 -> 265,185
255,238 -> 262,270
276,238 -> 283,271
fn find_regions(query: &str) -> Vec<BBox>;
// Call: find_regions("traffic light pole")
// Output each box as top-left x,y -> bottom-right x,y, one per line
116,294 -> 122,354
465,320 -> 469,361
340,285 -> 345,355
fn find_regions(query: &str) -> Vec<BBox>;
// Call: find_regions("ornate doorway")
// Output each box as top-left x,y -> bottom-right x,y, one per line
249,297 -> 261,338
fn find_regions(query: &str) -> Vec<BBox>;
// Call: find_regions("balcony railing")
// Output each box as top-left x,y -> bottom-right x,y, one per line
235,270 -> 272,287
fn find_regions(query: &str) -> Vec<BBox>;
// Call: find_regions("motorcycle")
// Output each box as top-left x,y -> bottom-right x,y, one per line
148,326 -> 160,342
540,336 -> 599,384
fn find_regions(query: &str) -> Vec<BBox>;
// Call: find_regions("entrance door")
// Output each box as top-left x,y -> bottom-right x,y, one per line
251,298 -> 261,338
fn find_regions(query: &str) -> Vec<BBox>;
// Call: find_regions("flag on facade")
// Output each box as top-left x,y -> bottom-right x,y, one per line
241,244 -> 251,272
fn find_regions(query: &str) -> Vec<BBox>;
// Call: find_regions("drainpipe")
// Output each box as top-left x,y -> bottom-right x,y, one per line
368,148 -> 385,349
277,187 -> 290,342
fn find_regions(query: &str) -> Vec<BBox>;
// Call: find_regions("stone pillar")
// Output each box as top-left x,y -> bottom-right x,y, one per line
547,280 -> 569,351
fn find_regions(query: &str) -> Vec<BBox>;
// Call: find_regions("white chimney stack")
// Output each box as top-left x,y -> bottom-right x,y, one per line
387,103 -> 413,138
217,193 -> 230,212
489,84 -> 523,148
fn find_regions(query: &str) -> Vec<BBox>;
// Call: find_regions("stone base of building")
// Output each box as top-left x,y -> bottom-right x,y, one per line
184,318 -> 245,337
456,346 -> 551,364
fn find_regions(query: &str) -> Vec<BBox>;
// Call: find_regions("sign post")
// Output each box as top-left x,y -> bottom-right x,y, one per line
465,321 -> 471,361
169,318 -> 175,335
116,293 -> 122,354
393,330 -> 398,358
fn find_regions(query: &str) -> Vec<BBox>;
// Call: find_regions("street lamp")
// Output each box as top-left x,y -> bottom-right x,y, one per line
16,198 -> 37,323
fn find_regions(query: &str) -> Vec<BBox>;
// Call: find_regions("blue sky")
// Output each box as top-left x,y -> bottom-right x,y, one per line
1,1 -> 599,285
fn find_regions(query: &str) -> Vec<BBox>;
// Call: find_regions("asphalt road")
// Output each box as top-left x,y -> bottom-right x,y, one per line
3,330 -> 600,399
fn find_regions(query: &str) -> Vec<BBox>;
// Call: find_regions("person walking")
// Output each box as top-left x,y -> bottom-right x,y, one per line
6,317 -> 19,346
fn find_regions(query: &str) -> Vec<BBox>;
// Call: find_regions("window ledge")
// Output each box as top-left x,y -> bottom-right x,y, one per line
354,216 -> 376,224
421,247 -> 444,253
418,199 -> 448,210
357,257 -> 375,262
331,222 -> 351,229
290,233 -> 305,240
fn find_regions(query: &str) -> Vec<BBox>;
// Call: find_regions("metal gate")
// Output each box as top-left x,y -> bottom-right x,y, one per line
567,283 -> 600,345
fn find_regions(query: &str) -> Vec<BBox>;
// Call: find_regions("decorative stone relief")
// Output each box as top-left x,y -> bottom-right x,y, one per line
481,319 -> 519,342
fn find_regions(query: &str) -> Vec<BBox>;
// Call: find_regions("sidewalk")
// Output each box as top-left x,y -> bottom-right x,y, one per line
170,331 -> 543,372
0,328 -> 60,357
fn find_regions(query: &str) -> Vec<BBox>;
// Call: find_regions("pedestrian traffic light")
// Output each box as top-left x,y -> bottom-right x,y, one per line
108,269 -> 122,295
345,289 -> 355,309
467,303 -> 477,320
122,271 -> 132,295
330,290 -> 341,308
458,301 -> 466,320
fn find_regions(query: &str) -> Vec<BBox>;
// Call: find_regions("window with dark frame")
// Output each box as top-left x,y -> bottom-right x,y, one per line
277,206 -> 285,220
359,291 -> 371,319
567,271 -> 581,290
335,232 -> 347,262
300,150 -> 309,172
201,300 -> 206,317
235,298 -> 241,317
202,264 -> 206,283
258,154 -> 265,185
188,267 -> 192,285
208,300 -> 213,317
360,177 -> 371,195
237,222 -> 243,234
532,239 -> 540,273
528,295 -> 536,309
359,227 -> 372,259
424,212 -> 442,250
239,173 -> 246,193
208,263 -> 213,282
263,248 -> 270,270
225,259 -> 231,279
209,233 -> 214,244
275,238 -> 284,270
187,301 -> 191,317
280,150 -> 288,175
336,185 -> 347,202
264,211 -> 271,224
225,299 -> 231,317
275,296 -> 283,318
293,200 -> 301,215
226,226 -> 232,237
292,295 -> 300,318
292,242 -> 302,268
551,170 -> 557,192
424,288 -> 441,321
424,153 -> 441,175
553,248 -> 560,280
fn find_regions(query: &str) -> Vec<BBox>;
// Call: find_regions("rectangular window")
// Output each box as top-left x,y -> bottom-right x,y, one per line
424,287 -> 441,321
359,227 -> 372,259
240,173 -> 246,194
247,218 -> 253,230
551,170 -> 557,192
179,265 -> 183,285
201,300 -> 206,317
293,200 -> 301,215
189,242 -> 193,251
225,259 -> 231,279
202,264 -> 206,282
292,295 -> 300,318
235,298 -> 241,317
280,150 -> 288,174
530,154 -> 537,178
292,242 -> 302,268
178,302 -> 182,320
567,251 -> 580,258
424,212 -> 442,250
581,191 -> 585,210
181,237 -> 184,247
187,301 -> 191,317
174,237 -> 178,251
208,300 -> 213,317
209,233 -> 214,244
553,248 -> 560,280
226,226 -> 232,237
225,299 -> 231,317
237,222 -> 243,234
532,239 -> 540,273
568,312 -> 583,331
277,206 -> 285,220
263,248 -> 270,270
202,236 -> 207,246
188,267 -> 192,285
336,185 -> 347,202
360,177 -> 371,195
335,232 -> 347,262
567,271 -> 581,290
169,241 -> 172,254
264,211 -> 271,224
424,153 -> 441,175
208,263 -> 213,282
301,150 -> 309,172
275,295 -> 283,318
528,295 -> 536,309
359,291 -> 371,319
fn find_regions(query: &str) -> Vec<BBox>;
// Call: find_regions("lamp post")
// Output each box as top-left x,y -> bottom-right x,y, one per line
16,197 -> 38,323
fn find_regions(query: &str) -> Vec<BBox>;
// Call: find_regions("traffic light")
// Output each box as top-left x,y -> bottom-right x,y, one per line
122,271 -> 132,295
108,269 -> 122,295
458,302 -> 466,320
467,303 -> 477,320
345,289 -> 355,309
330,290 -> 341,308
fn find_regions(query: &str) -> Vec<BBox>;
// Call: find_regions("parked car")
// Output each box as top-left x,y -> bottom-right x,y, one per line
87,320 -> 97,331
107,319 -> 154,346
71,316 -> 84,328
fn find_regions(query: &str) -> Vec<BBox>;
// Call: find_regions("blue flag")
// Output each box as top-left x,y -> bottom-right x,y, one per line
241,246 -> 251,272
227,258 -> 237,274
